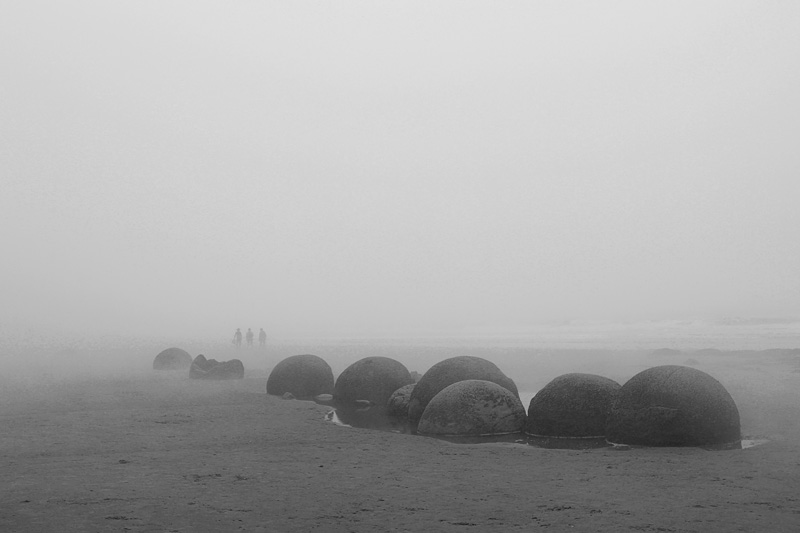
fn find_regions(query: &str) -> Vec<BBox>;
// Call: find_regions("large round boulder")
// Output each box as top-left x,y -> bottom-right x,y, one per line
605,365 -> 740,447
153,347 -> 192,371
266,354 -> 334,400
190,354 -> 245,380
526,373 -> 620,438
408,356 -> 519,427
334,357 -> 414,408
417,380 -> 526,437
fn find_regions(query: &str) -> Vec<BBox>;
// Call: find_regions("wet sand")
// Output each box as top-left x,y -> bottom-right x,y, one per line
2,345 -> 799,532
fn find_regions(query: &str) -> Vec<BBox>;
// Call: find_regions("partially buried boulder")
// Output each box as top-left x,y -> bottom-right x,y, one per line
408,356 -> 519,428
417,380 -> 526,437
153,347 -> 192,371
334,357 -> 414,409
266,354 -> 334,400
526,373 -> 620,438
386,383 -> 415,421
189,354 -> 244,380
605,365 -> 740,447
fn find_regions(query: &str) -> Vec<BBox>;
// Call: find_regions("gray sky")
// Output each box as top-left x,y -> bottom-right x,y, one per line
2,1 -> 799,338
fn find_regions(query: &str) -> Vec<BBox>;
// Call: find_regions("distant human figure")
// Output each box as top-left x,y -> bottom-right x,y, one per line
258,328 -> 267,347
246,328 -> 254,346
233,328 -> 243,348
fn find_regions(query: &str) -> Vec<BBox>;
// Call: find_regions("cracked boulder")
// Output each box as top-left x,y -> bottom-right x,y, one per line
189,354 -> 244,380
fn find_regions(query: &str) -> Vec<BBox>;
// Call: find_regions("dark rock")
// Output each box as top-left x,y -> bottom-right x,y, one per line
526,373 -> 620,438
386,384 -> 415,420
152,347 -> 192,371
266,354 -> 334,400
417,380 -> 526,437
189,354 -> 244,380
606,365 -> 740,447
408,356 -> 519,428
189,354 -> 215,379
334,356 -> 414,409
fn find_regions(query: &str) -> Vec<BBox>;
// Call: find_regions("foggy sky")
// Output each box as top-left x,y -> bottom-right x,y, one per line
2,1 -> 799,339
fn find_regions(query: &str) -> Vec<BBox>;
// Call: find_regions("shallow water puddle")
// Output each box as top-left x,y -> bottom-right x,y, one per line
740,438 -> 770,449
325,409 -> 347,427
325,410 -> 769,451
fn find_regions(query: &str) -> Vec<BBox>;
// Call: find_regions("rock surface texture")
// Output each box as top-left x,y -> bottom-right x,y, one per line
334,357 -> 415,408
408,356 -> 519,428
386,384 -> 416,420
526,373 -> 620,438
605,365 -> 740,446
417,380 -> 526,436
266,354 -> 335,400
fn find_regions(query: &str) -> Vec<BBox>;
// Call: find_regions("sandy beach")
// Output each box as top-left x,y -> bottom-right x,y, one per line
5,2 -> 800,531
2,333 -> 799,532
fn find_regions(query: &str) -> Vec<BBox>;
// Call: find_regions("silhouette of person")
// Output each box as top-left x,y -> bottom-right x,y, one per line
258,328 -> 267,347
233,328 -> 243,348
246,328 -> 254,346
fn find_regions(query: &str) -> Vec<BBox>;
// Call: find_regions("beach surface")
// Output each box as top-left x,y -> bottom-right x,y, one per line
2,330 -> 799,532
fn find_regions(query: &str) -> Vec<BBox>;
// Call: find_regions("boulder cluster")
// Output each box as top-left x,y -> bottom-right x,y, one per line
267,353 -> 742,448
152,348 -> 244,380
190,354 -> 245,380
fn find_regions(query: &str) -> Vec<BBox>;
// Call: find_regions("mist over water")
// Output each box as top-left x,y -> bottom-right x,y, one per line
2,2 -> 799,355
2,318 -> 798,396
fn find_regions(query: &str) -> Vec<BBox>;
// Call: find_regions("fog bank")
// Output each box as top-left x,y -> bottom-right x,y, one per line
2,2 -> 799,339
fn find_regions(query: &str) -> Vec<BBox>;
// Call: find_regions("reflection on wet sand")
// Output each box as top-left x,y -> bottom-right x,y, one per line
326,409 -> 767,451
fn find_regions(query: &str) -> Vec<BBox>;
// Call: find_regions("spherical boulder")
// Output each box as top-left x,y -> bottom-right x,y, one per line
606,365 -> 740,447
189,354 -> 245,380
417,380 -> 526,436
334,357 -> 414,408
408,356 -> 519,427
526,373 -> 620,438
386,383 -> 415,420
153,347 -> 192,371
266,354 -> 334,400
